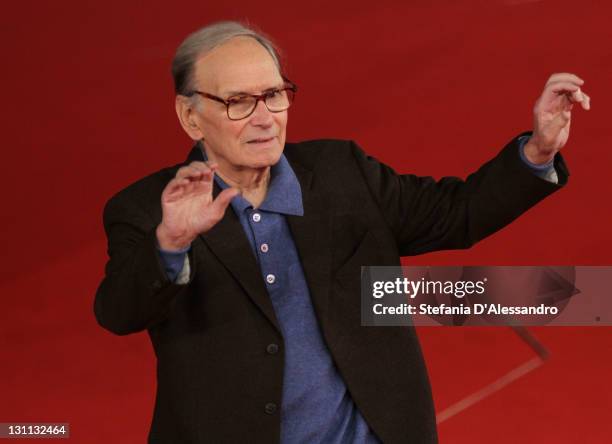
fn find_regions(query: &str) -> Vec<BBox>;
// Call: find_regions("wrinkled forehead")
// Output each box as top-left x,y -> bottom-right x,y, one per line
193,36 -> 284,97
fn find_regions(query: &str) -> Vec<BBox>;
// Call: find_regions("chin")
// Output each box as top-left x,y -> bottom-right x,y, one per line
243,141 -> 284,167
247,151 -> 282,169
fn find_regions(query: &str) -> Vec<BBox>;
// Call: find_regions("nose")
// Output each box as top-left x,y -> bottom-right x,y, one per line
249,98 -> 274,127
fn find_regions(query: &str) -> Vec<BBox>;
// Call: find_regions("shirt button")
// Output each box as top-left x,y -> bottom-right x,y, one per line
264,403 -> 277,415
266,274 -> 276,284
252,213 -> 261,222
260,243 -> 269,253
266,343 -> 279,354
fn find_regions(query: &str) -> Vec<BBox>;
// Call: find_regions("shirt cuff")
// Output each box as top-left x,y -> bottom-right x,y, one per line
157,243 -> 191,283
518,135 -> 558,183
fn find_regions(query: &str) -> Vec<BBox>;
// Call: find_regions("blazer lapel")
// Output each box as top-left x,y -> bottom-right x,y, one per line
199,199 -> 282,334
186,145 -> 282,334
286,160 -> 333,331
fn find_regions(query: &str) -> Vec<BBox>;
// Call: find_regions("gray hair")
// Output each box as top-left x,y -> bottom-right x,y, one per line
172,21 -> 283,96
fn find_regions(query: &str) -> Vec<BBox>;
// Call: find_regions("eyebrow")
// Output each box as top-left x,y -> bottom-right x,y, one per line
221,83 -> 285,97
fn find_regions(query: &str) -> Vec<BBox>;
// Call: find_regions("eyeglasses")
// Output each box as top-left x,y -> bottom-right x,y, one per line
187,79 -> 297,121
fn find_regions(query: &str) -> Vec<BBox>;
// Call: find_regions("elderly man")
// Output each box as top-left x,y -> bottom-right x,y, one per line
94,21 -> 589,444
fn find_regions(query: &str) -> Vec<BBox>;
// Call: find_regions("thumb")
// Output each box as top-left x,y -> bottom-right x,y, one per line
210,187 -> 240,216
548,110 -> 571,133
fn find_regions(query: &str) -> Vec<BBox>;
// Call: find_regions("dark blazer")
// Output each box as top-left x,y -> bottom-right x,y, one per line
94,134 -> 567,444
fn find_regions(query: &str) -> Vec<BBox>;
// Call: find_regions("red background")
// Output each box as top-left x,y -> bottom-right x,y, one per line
1,0 -> 611,442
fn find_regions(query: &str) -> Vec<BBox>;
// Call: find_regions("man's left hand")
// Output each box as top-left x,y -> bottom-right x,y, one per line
524,72 -> 591,165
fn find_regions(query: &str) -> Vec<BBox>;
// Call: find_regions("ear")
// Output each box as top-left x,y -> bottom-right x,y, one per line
175,95 -> 204,140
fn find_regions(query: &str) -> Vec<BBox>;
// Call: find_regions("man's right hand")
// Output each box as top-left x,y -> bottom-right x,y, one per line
156,161 -> 239,251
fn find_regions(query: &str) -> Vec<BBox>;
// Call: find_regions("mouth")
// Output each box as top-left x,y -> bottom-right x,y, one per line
246,136 -> 275,144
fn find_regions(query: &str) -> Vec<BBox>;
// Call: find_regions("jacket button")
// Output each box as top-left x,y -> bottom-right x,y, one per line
266,343 -> 279,355
264,403 -> 277,415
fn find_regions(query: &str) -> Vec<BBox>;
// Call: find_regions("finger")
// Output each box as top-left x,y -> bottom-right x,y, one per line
538,82 -> 581,111
208,188 -> 240,218
176,165 -> 205,180
546,73 -> 584,87
177,161 -> 216,179
167,173 -> 209,192
192,161 -> 218,178
165,176 -> 189,191
178,167 -> 215,183
192,172 -> 215,195
197,160 -> 219,177
196,168 -> 214,181
580,92 -> 591,110
569,88 -> 584,103
189,160 -> 213,171
546,81 -> 580,95
204,161 -> 219,171
162,177 -> 189,200
171,172 -> 213,201
561,88 -> 590,110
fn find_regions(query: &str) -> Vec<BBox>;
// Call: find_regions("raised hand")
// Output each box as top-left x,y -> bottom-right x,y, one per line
524,73 -> 591,165
156,161 -> 239,251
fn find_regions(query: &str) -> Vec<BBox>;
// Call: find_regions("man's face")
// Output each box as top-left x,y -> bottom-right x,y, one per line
187,36 -> 288,171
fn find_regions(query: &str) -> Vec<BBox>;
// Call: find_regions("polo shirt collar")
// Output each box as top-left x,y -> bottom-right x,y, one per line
198,144 -> 304,217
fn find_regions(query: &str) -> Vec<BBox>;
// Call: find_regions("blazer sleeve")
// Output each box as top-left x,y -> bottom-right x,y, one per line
350,132 -> 569,257
94,190 -> 194,336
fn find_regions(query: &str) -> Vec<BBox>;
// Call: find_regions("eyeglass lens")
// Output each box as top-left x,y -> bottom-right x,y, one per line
228,89 -> 293,120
